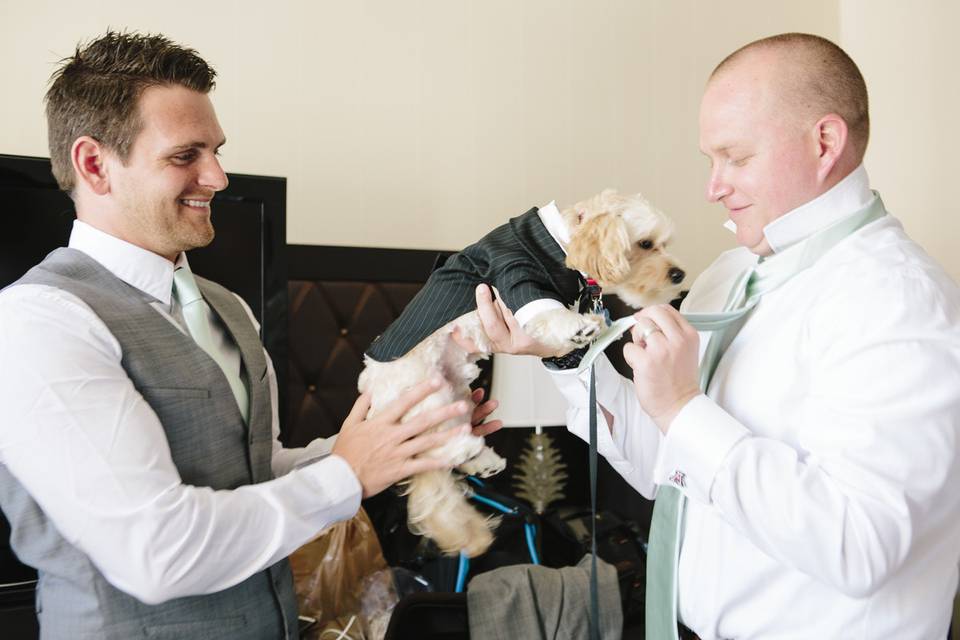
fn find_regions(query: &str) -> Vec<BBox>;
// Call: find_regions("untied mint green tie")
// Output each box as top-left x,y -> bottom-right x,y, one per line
172,266 -> 250,423
643,196 -> 887,640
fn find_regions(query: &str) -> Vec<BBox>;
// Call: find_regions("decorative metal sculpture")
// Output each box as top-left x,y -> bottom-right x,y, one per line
514,428 -> 568,514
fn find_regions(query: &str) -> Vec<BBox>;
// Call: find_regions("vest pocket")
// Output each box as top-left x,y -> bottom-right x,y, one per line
143,613 -> 247,638
138,386 -> 211,400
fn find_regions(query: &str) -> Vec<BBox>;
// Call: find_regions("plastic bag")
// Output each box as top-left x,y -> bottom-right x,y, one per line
290,507 -> 391,639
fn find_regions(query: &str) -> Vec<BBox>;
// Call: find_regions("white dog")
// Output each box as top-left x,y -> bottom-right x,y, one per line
358,189 -> 684,557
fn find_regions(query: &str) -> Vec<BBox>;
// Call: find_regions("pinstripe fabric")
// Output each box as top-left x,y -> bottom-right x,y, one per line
366,208 -> 583,362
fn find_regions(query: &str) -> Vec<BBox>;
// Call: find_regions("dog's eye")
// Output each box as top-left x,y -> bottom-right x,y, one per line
638,240 -> 654,250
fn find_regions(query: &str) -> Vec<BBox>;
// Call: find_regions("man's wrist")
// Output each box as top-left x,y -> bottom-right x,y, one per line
651,389 -> 701,434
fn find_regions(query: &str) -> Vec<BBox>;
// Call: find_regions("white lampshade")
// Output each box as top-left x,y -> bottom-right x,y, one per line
486,353 -> 568,429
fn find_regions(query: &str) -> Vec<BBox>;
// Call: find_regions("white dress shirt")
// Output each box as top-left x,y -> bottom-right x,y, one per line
549,166 -> 960,638
0,221 -> 361,604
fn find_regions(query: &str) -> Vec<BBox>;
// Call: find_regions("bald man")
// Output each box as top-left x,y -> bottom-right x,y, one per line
469,33 -> 960,639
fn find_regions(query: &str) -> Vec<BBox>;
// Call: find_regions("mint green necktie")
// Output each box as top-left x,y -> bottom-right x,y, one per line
643,197 -> 886,640
172,266 -> 250,423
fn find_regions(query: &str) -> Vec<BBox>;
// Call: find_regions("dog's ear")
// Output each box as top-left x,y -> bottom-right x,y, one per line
565,213 -> 631,285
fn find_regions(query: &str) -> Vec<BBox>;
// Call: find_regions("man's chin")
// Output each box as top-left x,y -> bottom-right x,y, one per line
736,228 -> 772,257
179,226 -> 215,253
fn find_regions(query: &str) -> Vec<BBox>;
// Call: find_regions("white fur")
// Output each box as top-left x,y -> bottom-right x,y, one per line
357,189 -> 682,557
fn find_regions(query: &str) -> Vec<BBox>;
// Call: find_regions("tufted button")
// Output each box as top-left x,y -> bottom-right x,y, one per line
340,328 -> 349,336
307,384 -> 317,392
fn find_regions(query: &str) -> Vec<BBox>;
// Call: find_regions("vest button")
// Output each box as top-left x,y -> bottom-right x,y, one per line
340,328 -> 349,336
307,384 -> 317,392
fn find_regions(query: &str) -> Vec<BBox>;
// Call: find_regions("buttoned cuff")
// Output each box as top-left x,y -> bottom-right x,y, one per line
652,394 -> 748,504
545,354 -> 622,410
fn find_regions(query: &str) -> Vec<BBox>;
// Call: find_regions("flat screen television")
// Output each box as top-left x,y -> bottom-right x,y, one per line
0,153 -> 288,604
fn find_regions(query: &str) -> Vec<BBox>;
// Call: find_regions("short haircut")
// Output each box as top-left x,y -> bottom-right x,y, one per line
45,31 -> 217,192
712,33 -> 870,161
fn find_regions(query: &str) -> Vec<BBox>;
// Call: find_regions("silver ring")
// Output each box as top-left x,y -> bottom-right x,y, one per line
639,325 -> 662,340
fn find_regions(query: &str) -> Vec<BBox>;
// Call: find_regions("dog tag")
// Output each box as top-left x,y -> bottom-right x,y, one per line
576,315 -> 638,373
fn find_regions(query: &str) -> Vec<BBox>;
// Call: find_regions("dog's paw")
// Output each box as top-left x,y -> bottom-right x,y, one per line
458,446 -> 506,478
525,309 -> 605,355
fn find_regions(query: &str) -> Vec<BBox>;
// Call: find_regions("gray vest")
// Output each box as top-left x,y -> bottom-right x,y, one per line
0,248 -> 299,639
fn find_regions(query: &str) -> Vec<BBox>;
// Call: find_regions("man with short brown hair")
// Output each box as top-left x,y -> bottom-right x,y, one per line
474,33 -> 960,638
0,31 -> 492,639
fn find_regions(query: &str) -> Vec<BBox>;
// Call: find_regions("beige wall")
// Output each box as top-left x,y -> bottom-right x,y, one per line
6,2 -> 956,282
1,0 -> 840,281
840,0 -> 960,280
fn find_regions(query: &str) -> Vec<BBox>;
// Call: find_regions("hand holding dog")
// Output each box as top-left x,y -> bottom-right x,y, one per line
455,283 -> 556,357
622,304 -> 701,434
333,379 -> 472,498
469,387 -> 503,437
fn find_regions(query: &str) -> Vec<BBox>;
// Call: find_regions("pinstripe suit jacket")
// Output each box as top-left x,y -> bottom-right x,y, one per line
366,207 -> 583,362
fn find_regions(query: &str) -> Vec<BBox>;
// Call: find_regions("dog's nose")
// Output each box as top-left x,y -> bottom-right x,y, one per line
668,267 -> 686,284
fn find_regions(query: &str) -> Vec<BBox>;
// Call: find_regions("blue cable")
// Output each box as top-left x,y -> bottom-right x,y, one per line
454,552 -> 469,593
525,523 -> 540,565
464,481 -> 541,576
470,492 -> 517,515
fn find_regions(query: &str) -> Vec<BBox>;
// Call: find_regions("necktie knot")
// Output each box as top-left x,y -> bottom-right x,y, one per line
173,267 -> 203,307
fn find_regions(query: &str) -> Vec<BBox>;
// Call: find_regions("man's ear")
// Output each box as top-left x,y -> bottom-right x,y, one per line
71,136 -> 111,196
814,114 -> 848,182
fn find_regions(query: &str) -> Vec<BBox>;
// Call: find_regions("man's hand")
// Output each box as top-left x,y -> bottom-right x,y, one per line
332,379 -> 472,498
469,387 -> 502,437
622,304 -> 701,433
452,284 -> 556,357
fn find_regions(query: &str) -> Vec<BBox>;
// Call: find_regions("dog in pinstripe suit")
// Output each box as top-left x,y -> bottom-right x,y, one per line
360,189 -> 685,557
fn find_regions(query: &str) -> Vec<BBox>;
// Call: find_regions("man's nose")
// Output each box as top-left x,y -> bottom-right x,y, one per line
706,170 -> 731,203
668,267 -> 686,284
199,155 -> 229,192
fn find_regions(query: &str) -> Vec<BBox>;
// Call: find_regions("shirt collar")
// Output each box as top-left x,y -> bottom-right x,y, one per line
68,220 -> 190,306
537,200 -> 571,252
762,164 -> 873,253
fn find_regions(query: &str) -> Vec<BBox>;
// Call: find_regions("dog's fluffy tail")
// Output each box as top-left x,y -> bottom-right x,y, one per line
405,470 -> 498,558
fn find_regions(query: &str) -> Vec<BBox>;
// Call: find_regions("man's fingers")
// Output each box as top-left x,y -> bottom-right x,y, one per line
496,297 -> 522,332
396,399 -> 469,441
640,304 -> 686,341
471,387 -> 485,404
471,398 -> 499,425
623,342 -> 647,369
343,393 -> 372,428
475,284 -> 508,339
379,378 -> 444,424
472,419 -> 503,437
399,424 -> 470,458
402,456 -> 454,478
